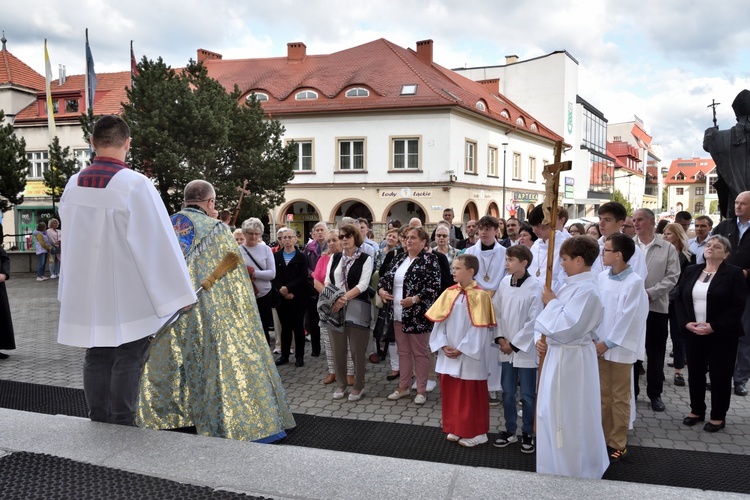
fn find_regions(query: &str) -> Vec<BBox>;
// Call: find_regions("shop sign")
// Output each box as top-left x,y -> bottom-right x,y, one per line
24,180 -> 48,197
513,191 -> 540,202
379,188 -> 433,199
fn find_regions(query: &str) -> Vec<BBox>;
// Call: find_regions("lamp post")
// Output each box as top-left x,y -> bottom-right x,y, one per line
501,143 -> 508,218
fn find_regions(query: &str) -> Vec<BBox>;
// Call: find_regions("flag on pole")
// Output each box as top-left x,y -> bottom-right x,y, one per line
130,40 -> 139,86
44,39 -> 56,139
85,29 -> 97,113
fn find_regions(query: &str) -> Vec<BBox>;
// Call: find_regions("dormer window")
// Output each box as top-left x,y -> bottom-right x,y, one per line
246,92 -> 269,102
500,110 -> 510,120
295,90 -> 318,100
400,84 -> 418,96
345,88 -> 369,98
516,117 -> 526,127
530,123 -> 538,132
65,99 -> 79,113
476,101 -> 486,112
675,172 -> 685,180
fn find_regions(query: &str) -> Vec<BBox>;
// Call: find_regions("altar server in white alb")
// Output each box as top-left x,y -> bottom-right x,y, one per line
526,205 -> 565,290
464,215 -> 506,400
426,254 -> 496,447
491,244 -> 543,453
595,233 -> 649,463
535,236 -> 609,480
57,115 -> 196,426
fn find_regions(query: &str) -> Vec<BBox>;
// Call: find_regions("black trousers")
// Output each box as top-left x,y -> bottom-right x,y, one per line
278,298 -> 306,361
685,331 -> 739,421
668,301 -> 687,369
256,292 -> 274,343
304,294 -> 321,355
642,311 -> 669,400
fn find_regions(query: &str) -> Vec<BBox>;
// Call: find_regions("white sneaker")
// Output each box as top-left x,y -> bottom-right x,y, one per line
36,277 -> 48,282
50,274 -> 58,279
410,380 -> 437,392
414,394 -> 427,405
458,433 -> 488,448
447,433 -> 460,442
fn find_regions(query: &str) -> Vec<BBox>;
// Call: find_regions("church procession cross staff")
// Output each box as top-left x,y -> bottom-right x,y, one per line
535,140 -> 572,429
231,180 -> 251,228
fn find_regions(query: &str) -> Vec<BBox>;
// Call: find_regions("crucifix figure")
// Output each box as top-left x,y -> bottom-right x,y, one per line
230,180 -> 251,228
707,99 -> 721,128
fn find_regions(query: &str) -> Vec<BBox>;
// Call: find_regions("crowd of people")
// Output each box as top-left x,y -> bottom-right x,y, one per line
3,115 -> 748,482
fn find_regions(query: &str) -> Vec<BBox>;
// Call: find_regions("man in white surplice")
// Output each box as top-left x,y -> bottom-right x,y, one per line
57,115 -> 196,426
535,236 -> 609,480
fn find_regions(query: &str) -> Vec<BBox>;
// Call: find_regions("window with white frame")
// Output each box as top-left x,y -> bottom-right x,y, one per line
345,88 -> 369,98
290,140 -> 313,171
295,90 -> 318,100
465,140 -> 477,174
392,138 -> 419,170
246,92 -> 269,102
695,186 -> 705,195
488,146 -> 498,177
338,139 -> 365,170
26,151 -> 49,179
528,156 -> 537,182
512,152 -> 521,180
74,149 -> 92,170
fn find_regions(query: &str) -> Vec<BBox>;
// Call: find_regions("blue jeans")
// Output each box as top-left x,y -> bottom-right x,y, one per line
500,361 -> 537,435
50,253 -> 61,276
36,253 -> 47,277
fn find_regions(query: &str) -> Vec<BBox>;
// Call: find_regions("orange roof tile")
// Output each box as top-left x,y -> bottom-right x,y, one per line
608,141 -> 643,175
202,38 -> 562,144
0,43 -> 46,90
664,158 -> 715,185
14,71 -> 130,124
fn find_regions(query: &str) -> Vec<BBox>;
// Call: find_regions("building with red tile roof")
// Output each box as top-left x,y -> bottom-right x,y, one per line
0,33 -> 45,124
664,157 -> 715,214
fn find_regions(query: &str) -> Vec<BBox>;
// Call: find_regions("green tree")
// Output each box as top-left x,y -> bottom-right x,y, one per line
44,136 -> 80,211
661,185 -> 669,212
709,200 -> 718,214
0,110 -> 30,213
122,57 -> 296,217
611,189 -> 633,215
78,108 -> 100,163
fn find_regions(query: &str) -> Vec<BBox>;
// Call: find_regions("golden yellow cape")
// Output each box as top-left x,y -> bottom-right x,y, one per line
425,281 -> 496,327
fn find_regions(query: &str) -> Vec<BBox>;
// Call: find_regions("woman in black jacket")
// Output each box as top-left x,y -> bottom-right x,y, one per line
676,235 -> 747,432
273,229 -> 310,367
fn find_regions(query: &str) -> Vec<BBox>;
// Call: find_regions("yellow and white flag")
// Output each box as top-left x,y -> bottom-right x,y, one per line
44,38 -> 56,139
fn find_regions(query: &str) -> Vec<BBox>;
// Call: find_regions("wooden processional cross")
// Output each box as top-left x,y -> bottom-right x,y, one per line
535,140 -> 572,430
230,180 -> 251,228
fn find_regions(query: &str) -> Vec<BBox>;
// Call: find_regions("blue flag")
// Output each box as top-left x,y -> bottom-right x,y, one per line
85,29 -> 97,112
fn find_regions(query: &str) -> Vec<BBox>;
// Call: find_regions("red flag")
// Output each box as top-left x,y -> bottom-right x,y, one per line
130,40 -> 139,84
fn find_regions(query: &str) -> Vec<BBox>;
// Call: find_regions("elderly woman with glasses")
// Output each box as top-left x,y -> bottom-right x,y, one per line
324,224 -> 373,401
379,226 -> 441,404
434,224 -> 459,266
676,235 -> 747,433
273,228 -> 310,367
240,218 -> 276,343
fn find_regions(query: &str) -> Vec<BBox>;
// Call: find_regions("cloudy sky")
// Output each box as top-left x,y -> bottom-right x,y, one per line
5,0 -> 749,163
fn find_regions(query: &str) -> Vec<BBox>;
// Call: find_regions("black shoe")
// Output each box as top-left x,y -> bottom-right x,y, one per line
520,433 -> 535,454
735,382 -> 748,396
275,357 -> 289,366
669,350 -> 674,358
674,373 -> 685,386
386,371 -> 400,381
682,414 -> 705,426
311,351 -> 320,357
667,361 -> 675,368
650,398 -> 666,412
706,381 -> 712,390
704,421 -> 726,433
295,359 -> 304,367
609,447 -> 628,462
0,352 -> 9,359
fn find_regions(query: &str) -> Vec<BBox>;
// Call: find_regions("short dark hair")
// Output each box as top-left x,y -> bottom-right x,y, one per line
357,217 -> 371,229
557,206 -> 569,221
560,235 -> 600,266
506,244 -> 533,269
388,219 -> 403,229
606,233 -> 635,262
695,215 -> 713,228
219,210 -> 231,223
339,223 -> 364,247
91,115 -> 130,149
518,223 -> 537,241
674,211 -> 692,222
598,202 -> 627,222
477,215 -> 499,230
527,205 -> 545,226
455,254 -> 479,278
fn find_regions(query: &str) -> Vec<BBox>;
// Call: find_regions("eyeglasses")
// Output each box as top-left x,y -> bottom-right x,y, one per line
622,224 -> 634,229
436,234 -> 448,238
339,233 -> 353,240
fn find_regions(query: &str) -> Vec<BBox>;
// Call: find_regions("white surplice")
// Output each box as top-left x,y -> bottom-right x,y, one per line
528,231 -> 565,291
57,169 -> 196,347
591,236 -> 648,280
429,294 -> 492,380
492,275 -> 543,368
534,271 -> 609,480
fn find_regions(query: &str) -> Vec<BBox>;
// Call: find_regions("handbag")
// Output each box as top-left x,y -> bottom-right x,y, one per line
345,298 -> 371,328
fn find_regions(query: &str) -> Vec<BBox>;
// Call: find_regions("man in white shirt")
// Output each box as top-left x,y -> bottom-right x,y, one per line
592,203 -> 647,280
527,205 -> 564,288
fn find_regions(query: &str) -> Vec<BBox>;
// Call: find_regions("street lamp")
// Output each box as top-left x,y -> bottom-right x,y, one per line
501,143 -> 508,218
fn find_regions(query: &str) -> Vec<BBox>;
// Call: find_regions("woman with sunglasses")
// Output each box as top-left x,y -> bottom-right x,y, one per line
324,224 -> 373,401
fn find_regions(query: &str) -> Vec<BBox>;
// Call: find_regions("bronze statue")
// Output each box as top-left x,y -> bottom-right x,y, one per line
704,89 -> 750,219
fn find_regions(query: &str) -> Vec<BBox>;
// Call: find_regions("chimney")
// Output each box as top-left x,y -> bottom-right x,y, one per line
58,64 -> 66,85
416,39 -> 433,65
287,42 -> 307,62
477,78 -> 500,94
196,49 -> 223,63
505,55 -> 519,65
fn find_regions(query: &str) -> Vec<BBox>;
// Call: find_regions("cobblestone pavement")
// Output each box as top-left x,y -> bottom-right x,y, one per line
3,273 -> 750,455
